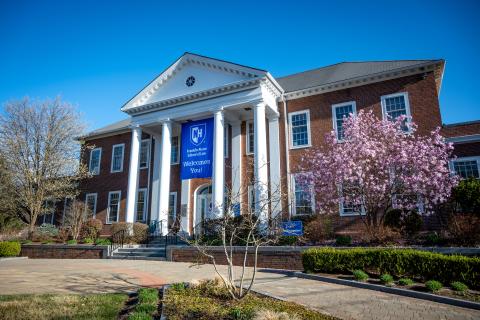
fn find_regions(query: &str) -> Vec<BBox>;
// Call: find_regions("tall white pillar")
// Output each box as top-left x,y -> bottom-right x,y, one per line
150,134 -> 162,222
231,121 -> 242,215
211,110 -> 225,218
158,121 -> 172,235
126,125 -> 142,224
254,102 -> 269,228
268,115 -> 282,218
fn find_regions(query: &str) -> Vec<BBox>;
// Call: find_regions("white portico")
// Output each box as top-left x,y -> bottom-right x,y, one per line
121,53 -> 283,235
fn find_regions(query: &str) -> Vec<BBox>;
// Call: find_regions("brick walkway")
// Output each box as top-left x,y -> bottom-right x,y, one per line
0,259 -> 478,320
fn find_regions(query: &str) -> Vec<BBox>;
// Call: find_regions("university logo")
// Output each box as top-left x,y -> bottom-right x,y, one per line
190,123 -> 206,146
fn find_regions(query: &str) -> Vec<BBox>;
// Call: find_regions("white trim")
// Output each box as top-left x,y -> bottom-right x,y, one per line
85,193 -> 98,218
171,136 -> 180,165
224,124 -> 229,158
332,101 -> 357,141
110,143 -> 125,173
135,188 -> 148,222
89,147 -> 102,175
247,184 -> 255,211
107,191 -> 121,224
169,191 -> 178,221
246,121 -> 254,155
380,92 -> 412,124
338,185 -> 366,217
446,134 -> 480,144
291,173 -> 315,216
449,156 -> 480,179
139,139 -> 150,169
193,183 -> 211,234
288,109 -> 312,149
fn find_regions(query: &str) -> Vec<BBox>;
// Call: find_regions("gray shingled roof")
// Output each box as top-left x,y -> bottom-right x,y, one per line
82,118 -> 131,139
276,60 -> 442,93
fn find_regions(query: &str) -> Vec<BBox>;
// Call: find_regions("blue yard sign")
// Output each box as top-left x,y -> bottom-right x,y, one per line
282,221 -> 303,236
180,117 -> 214,179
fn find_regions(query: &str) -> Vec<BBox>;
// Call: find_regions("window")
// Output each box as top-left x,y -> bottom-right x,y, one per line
62,197 -> 73,224
246,121 -> 254,155
89,148 -> 102,175
332,102 -> 356,140
111,144 -> 124,173
136,188 -> 147,222
168,192 -> 177,227
107,191 -> 121,224
339,185 -> 364,216
42,199 -> 56,224
139,140 -> 150,169
289,110 -> 311,148
381,93 -> 411,131
247,185 -> 255,212
292,174 -> 314,215
85,193 -> 97,218
224,125 -> 229,158
171,136 -> 179,164
451,157 -> 480,179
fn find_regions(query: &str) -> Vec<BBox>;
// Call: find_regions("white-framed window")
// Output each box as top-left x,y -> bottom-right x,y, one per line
89,148 -> 102,175
292,173 -> 315,215
224,125 -> 229,158
110,144 -> 125,173
247,185 -> 255,212
62,197 -> 73,224
171,136 -> 179,164
139,139 -> 150,169
246,121 -> 254,155
339,185 -> 365,217
136,188 -> 148,222
332,102 -> 356,140
42,199 -> 56,224
85,193 -> 98,218
107,191 -> 121,224
450,157 -> 480,179
381,92 -> 411,131
168,192 -> 177,227
289,110 -> 311,149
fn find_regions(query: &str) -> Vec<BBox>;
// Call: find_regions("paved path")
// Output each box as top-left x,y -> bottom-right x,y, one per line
0,259 -> 478,320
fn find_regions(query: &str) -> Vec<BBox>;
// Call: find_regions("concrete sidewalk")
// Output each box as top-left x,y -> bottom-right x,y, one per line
0,259 -> 478,320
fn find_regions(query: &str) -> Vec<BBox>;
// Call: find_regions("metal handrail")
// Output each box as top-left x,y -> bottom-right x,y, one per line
110,229 -> 127,253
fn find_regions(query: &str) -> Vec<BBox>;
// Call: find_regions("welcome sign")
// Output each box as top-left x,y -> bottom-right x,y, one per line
180,117 -> 214,180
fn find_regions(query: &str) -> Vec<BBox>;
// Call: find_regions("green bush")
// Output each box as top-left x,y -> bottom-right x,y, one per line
335,235 -> 352,246
451,281 -> 468,292
0,241 -> 21,257
95,238 -> 111,245
380,274 -> 394,285
278,236 -> 298,246
302,248 -> 480,289
451,178 -> 480,214
352,270 -> 368,282
111,222 -> 148,244
384,209 -> 423,237
81,218 -> 103,242
66,239 -> 77,245
83,237 -> 94,244
398,278 -> 414,286
424,232 -> 442,245
425,280 -> 443,292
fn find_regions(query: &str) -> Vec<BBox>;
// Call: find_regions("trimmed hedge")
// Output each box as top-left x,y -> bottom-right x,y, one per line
0,241 -> 21,257
302,248 -> 480,289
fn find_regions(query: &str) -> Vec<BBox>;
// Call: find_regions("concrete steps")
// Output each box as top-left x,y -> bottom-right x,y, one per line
110,247 -> 166,261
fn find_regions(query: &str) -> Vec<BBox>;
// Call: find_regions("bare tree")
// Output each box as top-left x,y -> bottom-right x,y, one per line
64,201 -> 89,240
0,97 -> 88,236
182,169 -> 288,300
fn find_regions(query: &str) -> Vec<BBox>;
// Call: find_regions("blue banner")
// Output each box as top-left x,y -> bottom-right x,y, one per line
282,221 -> 303,236
180,117 -> 214,179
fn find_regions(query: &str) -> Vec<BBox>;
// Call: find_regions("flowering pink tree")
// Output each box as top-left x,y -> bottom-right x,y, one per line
301,110 -> 458,238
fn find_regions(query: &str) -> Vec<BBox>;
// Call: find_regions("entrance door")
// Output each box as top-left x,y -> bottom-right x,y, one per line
195,185 -> 212,235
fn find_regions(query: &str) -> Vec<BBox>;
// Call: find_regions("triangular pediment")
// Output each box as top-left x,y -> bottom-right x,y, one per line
122,53 -> 268,112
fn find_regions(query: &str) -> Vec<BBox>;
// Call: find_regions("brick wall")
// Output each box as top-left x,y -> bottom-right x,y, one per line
21,244 -> 108,259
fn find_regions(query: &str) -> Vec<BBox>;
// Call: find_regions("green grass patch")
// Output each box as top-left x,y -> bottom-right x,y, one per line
425,280 -> 443,292
379,274 -> 394,285
398,278 -> 414,286
451,281 -> 468,292
127,288 -> 158,320
352,270 -> 368,282
0,293 -> 127,320
163,280 -> 338,320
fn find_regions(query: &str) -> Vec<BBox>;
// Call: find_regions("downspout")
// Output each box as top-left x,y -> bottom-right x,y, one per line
282,95 -> 292,219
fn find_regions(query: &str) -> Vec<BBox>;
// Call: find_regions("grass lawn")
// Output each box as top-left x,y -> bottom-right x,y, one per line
163,281 -> 338,320
0,293 -> 127,320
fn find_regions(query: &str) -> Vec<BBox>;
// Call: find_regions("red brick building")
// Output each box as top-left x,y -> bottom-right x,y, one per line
71,53 -> 480,236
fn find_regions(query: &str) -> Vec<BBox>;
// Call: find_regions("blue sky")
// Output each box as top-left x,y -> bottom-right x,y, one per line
0,0 -> 479,131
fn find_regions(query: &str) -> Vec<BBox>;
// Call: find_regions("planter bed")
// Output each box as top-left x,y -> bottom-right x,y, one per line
160,280 -> 338,320
20,243 -> 109,259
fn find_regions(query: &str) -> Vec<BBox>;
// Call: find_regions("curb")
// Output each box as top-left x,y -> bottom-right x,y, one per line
293,272 -> 480,311
159,284 -> 170,320
0,256 -> 28,261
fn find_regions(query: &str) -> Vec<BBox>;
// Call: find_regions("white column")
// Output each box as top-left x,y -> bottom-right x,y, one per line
268,115 -> 282,218
126,125 -> 142,224
254,102 -> 269,228
231,121 -> 242,216
211,110 -> 225,218
180,179 -> 190,234
150,134 -> 161,222
158,121 -> 172,235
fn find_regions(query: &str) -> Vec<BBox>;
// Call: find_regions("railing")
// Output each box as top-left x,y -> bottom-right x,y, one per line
110,229 -> 127,253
